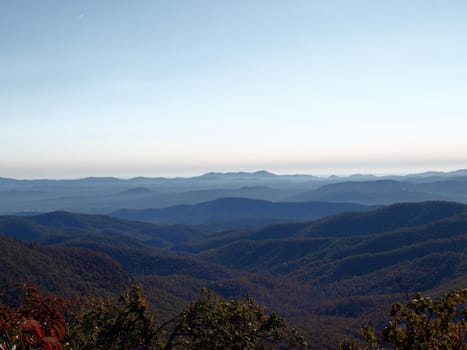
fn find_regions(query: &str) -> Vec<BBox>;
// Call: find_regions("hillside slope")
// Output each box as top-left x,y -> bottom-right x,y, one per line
289,180 -> 447,204
181,202 -> 467,300
0,211 -> 206,247
0,236 -> 131,297
1,202 -> 466,348
110,197 -> 376,228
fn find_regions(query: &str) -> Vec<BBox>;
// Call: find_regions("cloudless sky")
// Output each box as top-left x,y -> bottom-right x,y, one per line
1,0 -> 467,178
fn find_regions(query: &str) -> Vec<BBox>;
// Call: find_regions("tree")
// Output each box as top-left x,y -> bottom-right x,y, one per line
341,288 -> 467,350
66,285 -> 159,350
0,285 -> 67,350
163,288 -> 307,350
67,286 -> 307,350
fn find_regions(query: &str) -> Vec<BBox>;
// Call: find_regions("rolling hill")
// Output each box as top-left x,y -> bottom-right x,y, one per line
0,235 -> 132,297
288,180 -> 442,204
1,201 -> 466,348
176,201 -> 467,300
0,211 -> 206,247
110,197 -> 377,228
290,178 -> 467,204
1,170 -> 467,215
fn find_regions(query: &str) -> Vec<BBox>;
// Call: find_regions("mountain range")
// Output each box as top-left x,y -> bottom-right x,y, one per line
110,197 -> 377,229
2,169 -> 467,215
1,169 -> 467,348
0,200 -> 466,348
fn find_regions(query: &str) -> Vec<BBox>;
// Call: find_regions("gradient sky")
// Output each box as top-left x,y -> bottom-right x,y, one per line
2,0 -> 467,179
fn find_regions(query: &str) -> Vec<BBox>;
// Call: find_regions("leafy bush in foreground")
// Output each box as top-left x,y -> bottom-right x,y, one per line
341,288 -> 467,350
0,285 -> 67,350
67,286 -> 307,349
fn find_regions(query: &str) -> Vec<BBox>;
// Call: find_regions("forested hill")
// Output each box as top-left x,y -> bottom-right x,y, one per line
0,235 -> 131,297
0,211 -> 206,247
175,201 -> 467,252
0,200 -> 466,348
187,201 -> 467,287
110,197 -> 377,228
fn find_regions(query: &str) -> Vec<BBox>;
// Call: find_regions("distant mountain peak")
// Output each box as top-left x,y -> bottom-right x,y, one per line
253,170 -> 276,176
448,169 -> 467,176
199,170 -> 276,179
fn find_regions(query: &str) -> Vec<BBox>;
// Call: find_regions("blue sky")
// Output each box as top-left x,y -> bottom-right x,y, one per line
1,1 -> 467,178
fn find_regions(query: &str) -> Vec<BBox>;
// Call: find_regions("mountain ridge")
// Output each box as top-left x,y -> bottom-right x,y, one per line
2,170 -> 467,214
1,200 -> 466,348
110,197 -> 378,228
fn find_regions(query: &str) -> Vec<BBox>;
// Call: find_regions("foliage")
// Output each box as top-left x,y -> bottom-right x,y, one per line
67,286 -> 307,350
341,288 -> 467,350
66,285 -> 159,350
0,285 -> 67,350
163,288 -> 307,350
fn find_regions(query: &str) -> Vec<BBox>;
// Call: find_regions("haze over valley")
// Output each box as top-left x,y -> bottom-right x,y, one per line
1,169 -> 467,348
2,1 -> 467,348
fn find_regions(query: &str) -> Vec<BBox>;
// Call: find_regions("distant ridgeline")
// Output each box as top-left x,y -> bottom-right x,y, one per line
1,169 -> 467,215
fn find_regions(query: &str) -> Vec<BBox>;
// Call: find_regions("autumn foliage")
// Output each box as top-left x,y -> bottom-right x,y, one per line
1,284 -> 306,350
1,285 -> 466,350
0,285 -> 67,350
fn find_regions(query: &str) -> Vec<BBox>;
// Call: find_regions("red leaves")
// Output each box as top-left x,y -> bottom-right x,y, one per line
0,285 -> 67,350
21,319 -> 44,344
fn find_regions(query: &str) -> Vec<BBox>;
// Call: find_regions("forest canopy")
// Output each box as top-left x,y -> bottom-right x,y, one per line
1,285 -> 466,350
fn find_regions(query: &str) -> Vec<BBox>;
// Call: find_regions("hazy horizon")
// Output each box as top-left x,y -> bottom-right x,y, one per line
2,1 -> 467,179
2,166 -> 467,181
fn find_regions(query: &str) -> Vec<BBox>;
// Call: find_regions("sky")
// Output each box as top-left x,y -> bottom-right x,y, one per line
1,0 -> 467,179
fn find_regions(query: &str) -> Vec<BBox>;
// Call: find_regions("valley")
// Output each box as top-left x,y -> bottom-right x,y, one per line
1,171 -> 466,348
